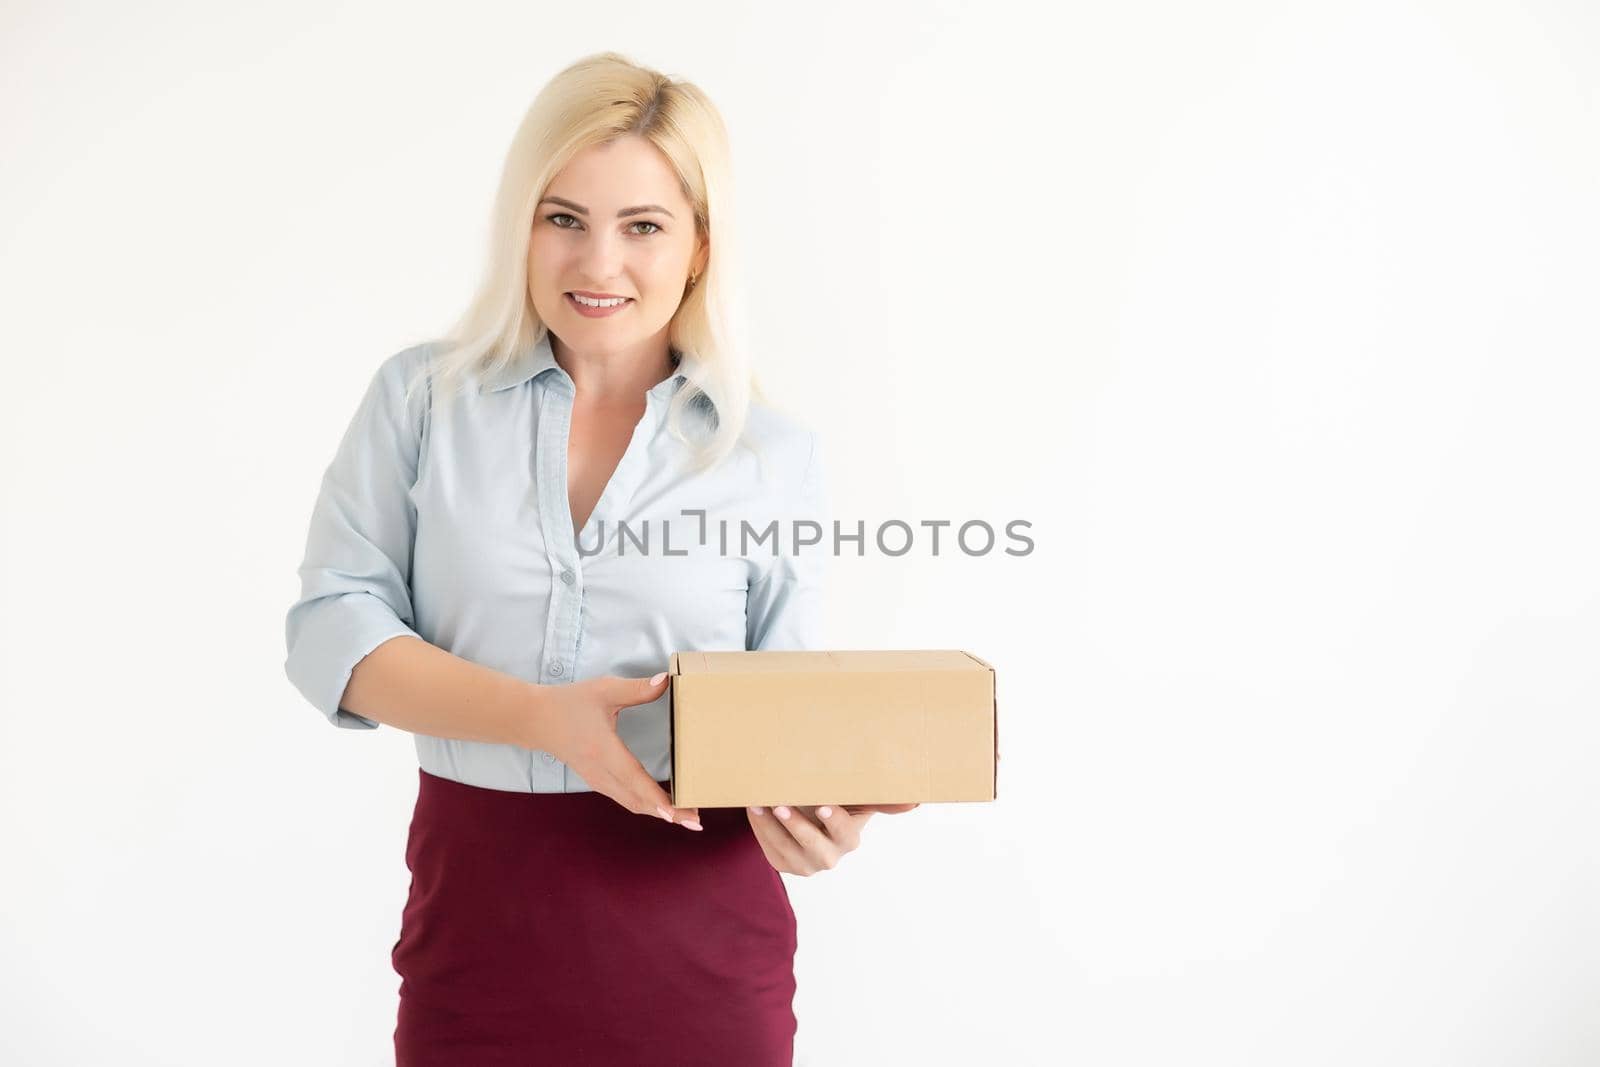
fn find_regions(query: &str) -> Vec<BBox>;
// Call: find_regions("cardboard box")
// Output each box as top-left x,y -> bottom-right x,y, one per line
666,649 -> 998,807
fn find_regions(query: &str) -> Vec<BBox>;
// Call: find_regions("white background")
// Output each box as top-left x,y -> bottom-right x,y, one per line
3,2 -> 1597,1064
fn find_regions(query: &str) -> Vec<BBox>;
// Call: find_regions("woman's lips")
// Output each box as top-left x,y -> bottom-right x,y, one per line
566,292 -> 633,318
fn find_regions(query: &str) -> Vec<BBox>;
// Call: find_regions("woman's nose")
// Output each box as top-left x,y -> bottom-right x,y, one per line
575,231 -> 626,282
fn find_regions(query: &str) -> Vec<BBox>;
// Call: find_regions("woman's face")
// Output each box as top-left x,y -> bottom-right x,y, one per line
527,135 -> 707,360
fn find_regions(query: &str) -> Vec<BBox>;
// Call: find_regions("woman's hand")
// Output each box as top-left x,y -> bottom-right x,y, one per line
534,672 -> 703,830
745,802 -> 920,876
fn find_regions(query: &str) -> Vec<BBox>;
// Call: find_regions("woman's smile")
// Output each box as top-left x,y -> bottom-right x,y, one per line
566,291 -> 634,318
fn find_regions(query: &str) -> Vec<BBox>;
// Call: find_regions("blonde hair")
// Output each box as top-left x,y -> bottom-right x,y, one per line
401,51 -> 761,473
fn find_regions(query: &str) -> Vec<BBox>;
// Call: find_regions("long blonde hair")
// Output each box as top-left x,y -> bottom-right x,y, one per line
401,51 -> 760,473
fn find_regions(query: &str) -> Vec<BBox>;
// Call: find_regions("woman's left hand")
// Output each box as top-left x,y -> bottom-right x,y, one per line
745,802 -> 920,876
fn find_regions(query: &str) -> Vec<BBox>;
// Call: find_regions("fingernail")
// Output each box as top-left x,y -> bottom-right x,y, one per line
818,806 -> 832,818
656,806 -> 674,822
650,672 -> 668,685
682,820 -> 702,831
774,805 -> 790,820
750,806 -> 765,815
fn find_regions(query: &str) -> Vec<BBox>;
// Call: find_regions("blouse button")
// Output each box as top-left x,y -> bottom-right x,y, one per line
560,569 -> 575,586
548,661 -> 564,676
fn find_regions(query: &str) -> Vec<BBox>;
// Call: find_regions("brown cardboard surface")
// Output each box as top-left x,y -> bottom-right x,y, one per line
667,649 -> 997,807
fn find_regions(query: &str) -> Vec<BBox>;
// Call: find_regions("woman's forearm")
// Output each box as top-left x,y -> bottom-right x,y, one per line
340,634 -> 548,749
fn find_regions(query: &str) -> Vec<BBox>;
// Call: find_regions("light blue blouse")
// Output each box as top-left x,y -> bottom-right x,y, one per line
283,331 -> 826,793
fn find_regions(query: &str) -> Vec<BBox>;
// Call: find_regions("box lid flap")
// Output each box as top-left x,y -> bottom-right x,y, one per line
675,649 -> 988,674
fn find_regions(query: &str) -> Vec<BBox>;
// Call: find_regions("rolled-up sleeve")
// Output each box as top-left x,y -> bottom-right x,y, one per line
285,348 -> 430,729
746,430 -> 828,652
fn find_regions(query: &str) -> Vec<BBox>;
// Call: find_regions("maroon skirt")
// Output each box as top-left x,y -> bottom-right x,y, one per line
390,768 -> 798,1065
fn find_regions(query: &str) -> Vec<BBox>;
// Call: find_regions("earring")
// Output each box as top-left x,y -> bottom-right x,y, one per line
689,271 -> 699,288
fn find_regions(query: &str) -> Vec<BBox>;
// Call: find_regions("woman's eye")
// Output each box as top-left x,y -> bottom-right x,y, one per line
545,213 -> 660,236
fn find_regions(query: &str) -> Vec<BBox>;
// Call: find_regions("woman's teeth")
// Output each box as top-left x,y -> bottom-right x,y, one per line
570,293 -> 629,307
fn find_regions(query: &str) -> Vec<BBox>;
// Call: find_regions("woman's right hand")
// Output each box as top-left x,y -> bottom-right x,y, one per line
533,672 -> 703,830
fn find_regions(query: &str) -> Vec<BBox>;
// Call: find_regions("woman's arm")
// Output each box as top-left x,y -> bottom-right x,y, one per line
745,429 -> 827,651
345,635 -> 699,825
285,347 -> 435,729
339,634 -> 549,749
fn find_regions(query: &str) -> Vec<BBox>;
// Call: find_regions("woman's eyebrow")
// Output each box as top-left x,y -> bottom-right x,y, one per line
539,195 -> 675,219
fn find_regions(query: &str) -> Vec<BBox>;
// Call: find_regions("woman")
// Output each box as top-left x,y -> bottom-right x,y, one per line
283,52 -> 914,1065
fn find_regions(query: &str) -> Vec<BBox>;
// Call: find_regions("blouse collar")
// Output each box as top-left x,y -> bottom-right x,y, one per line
480,330 -> 701,401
